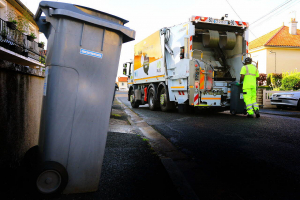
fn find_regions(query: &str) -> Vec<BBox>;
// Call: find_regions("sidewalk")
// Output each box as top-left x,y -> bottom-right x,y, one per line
97,100 -> 182,200
2,98 -> 182,200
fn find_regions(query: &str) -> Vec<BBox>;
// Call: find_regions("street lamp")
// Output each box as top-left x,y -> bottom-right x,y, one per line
269,50 -> 276,73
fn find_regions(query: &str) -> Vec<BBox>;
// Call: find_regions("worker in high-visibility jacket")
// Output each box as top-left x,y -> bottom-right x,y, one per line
239,57 -> 260,118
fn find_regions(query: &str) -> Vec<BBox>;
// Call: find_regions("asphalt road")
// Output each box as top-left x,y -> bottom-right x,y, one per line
117,91 -> 300,200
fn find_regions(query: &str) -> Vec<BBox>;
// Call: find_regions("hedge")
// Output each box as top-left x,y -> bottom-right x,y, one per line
281,72 -> 300,90
266,73 -> 282,88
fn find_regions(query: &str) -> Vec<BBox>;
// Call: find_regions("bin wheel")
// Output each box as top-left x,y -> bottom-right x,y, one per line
36,161 -> 68,194
230,110 -> 236,115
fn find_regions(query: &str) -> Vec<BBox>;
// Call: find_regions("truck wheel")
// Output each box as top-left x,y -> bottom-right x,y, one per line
148,87 -> 159,111
159,87 -> 171,112
36,161 -> 68,194
130,90 -> 139,108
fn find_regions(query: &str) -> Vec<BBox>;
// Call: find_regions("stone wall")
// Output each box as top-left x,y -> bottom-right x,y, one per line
0,60 -> 44,169
257,88 -> 263,106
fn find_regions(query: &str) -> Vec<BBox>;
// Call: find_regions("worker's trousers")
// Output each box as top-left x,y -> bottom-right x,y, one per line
243,88 -> 259,115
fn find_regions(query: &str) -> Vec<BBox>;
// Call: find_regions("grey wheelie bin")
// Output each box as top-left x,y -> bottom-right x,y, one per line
229,82 -> 247,115
34,1 -> 135,194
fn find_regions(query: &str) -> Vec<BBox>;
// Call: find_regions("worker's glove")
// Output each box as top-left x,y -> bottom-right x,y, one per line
235,82 -> 240,86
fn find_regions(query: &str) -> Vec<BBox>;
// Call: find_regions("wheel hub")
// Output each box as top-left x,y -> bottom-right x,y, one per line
45,177 -> 53,184
160,94 -> 166,106
37,170 -> 62,194
130,95 -> 134,103
149,95 -> 153,107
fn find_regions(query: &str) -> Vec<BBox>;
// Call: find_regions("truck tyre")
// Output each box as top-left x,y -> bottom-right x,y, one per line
159,87 -> 172,112
130,90 -> 139,108
148,87 -> 159,111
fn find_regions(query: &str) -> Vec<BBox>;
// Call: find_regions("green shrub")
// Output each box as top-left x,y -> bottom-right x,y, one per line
29,32 -> 37,39
273,87 -> 284,91
39,56 -> 46,64
267,73 -> 282,90
281,72 -> 300,90
258,86 -> 272,90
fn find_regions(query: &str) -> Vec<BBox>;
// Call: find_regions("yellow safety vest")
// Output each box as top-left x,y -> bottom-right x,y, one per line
240,64 -> 259,89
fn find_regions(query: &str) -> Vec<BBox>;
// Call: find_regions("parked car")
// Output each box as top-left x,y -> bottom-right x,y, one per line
270,90 -> 300,110
115,83 -> 119,91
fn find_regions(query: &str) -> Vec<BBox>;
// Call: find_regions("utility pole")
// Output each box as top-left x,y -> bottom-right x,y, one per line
270,50 -> 276,73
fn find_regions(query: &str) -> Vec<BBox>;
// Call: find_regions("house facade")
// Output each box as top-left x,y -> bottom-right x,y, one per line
118,76 -> 128,91
249,19 -> 300,74
0,0 -> 45,68
0,0 -> 45,170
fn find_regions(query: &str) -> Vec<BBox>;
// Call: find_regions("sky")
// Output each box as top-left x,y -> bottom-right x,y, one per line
22,0 -> 300,78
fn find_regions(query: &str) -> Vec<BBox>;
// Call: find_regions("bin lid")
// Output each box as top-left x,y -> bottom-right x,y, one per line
35,1 -> 135,43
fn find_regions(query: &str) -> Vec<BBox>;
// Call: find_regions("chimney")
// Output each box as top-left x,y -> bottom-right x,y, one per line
289,18 -> 298,35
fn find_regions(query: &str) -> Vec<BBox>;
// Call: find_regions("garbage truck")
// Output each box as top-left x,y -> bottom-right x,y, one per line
123,15 -> 252,112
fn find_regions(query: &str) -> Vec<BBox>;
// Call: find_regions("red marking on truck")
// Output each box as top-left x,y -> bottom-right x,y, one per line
194,94 -> 199,102
144,87 -> 148,102
235,21 -> 243,26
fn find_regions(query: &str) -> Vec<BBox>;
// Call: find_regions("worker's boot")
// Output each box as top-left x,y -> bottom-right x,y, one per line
255,110 -> 260,118
247,113 -> 254,118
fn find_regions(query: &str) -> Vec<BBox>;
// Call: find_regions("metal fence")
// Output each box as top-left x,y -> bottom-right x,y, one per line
0,18 -> 44,62
262,90 -> 287,108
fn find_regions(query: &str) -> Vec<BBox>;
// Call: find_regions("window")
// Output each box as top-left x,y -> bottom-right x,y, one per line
121,82 -> 124,86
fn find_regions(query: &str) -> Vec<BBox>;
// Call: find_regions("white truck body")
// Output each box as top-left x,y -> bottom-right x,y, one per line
124,16 -> 249,111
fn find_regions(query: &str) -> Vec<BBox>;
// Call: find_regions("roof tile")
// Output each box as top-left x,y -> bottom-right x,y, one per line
249,26 -> 300,49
